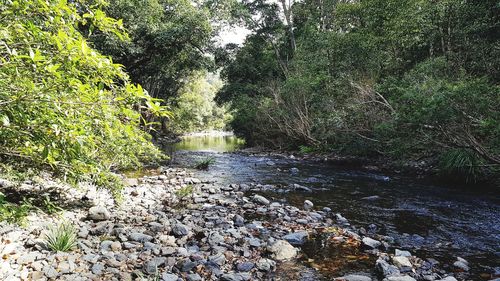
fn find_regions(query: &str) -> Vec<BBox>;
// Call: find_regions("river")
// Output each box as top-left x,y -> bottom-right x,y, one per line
167,134 -> 500,279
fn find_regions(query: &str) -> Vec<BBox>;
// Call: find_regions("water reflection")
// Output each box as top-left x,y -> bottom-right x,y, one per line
174,134 -> 244,152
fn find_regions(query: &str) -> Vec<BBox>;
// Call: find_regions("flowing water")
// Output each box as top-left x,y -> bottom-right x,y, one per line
168,134 -> 500,279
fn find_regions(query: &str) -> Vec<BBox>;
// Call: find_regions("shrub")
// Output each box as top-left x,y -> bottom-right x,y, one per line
0,0 -> 169,195
0,192 -> 32,225
174,185 -> 194,201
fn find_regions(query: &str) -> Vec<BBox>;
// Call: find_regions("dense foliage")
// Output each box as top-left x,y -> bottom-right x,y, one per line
218,0 -> 500,180
0,0 -> 168,194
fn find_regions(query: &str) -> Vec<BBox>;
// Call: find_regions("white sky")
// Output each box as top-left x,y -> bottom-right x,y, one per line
217,25 -> 252,46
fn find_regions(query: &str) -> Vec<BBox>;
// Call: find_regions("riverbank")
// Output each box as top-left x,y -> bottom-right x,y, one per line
0,167 -> 481,281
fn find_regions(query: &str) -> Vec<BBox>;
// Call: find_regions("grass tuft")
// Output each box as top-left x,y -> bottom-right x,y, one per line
193,157 -> 215,170
44,222 -> 78,252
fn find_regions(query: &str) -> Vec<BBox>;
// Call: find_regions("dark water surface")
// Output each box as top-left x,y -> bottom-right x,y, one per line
170,135 -> 500,278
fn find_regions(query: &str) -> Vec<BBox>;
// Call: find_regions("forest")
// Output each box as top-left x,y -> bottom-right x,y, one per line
0,0 -> 499,280
217,0 -> 500,183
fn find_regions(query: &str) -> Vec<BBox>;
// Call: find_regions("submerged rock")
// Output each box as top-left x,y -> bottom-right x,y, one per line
303,200 -> 314,210
253,194 -> 270,205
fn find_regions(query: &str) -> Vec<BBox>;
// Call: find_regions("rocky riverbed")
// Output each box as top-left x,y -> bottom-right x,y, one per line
0,167 -> 483,281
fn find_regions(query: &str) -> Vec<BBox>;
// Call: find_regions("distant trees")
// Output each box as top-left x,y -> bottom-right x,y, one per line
171,72 -> 231,133
217,0 -> 500,180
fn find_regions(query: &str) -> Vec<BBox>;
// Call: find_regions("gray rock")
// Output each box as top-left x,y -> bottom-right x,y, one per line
236,262 -> 254,272
395,249 -> 412,257
181,261 -> 197,272
438,277 -> 458,281
247,237 -> 261,247
16,251 -> 39,265
383,276 -> 416,281
88,206 -> 110,221
162,273 -> 179,281
144,257 -> 166,274
376,259 -> 400,277
129,232 -> 153,243
362,237 -> 381,249
335,275 -> 372,281
282,231 -> 308,245
392,256 -> 412,268
290,167 -> 299,175
208,253 -> 226,266
266,161 -> 275,166
208,231 -> 224,245
221,273 -> 251,281
256,258 -> 275,271
361,195 -> 381,201
100,240 -> 113,251
91,263 -> 104,275
253,194 -> 270,205
303,200 -> 314,210
44,266 -> 59,278
267,240 -> 297,260
453,260 -> 469,271
234,215 -> 245,226
171,223 -> 189,237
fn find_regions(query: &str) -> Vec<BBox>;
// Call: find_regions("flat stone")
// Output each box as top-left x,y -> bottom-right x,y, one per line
283,231 -> 308,245
171,223 -> 189,237
16,251 -> 39,265
395,249 -> 412,257
43,266 -> 58,278
236,261 -> 254,272
220,273 -> 251,281
91,263 -> 104,275
392,256 -> 412,268
208,253 -> 226,266
362,237 -> 381,249
144,257 -> 166,274
335,275 -> 372,281
162,273 -> 179,281
376,259 -> 400,277
383,276 -> 416,281
129,232 -> 153,243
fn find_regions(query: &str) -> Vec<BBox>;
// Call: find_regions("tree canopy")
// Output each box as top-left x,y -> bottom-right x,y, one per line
217,0 -> 500,181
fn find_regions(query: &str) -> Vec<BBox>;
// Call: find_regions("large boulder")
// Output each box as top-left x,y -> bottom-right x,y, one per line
267,240 -> 297,260
88,206 -> 110,221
